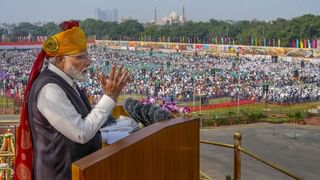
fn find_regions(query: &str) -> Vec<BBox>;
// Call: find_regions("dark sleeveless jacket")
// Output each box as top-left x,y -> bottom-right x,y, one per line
28,68 -> 102,180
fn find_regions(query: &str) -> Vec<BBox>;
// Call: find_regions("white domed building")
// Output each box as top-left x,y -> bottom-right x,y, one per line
161,10 -> 186,25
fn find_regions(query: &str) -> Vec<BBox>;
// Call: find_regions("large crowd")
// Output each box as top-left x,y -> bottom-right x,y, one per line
0,45 -> 320,105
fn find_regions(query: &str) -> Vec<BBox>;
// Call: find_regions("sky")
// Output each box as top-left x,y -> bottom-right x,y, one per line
1,0 -> 320,23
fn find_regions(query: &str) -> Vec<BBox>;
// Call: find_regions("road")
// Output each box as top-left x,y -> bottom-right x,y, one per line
200,123 -> 320,180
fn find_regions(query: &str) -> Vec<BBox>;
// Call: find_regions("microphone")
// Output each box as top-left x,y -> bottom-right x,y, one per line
132,102 -> 148,126
147,105 -> 160,124
153,108 -> 173,122
124,98 -> 139,113
124,98 -> 140,122
123,98 -> 174,127
141,104 -> 153,126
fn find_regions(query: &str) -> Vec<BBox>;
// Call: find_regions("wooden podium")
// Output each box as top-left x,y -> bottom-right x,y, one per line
72,117 -> 199,180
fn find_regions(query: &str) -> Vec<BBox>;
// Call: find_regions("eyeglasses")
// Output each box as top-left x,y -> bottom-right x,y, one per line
65,53 -> 90,61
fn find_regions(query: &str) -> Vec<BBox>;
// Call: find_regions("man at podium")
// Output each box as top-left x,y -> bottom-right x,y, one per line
15,21 -> 129,180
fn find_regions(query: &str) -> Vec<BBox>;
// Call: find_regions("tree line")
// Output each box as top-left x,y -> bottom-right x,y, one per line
1,14 -> 320,47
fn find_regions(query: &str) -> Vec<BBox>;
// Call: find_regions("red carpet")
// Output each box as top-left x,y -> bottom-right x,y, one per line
189,100 -> 255,112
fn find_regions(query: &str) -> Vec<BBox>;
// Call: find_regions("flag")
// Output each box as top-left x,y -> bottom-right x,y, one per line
296,39 -> 299,48
300,39 -> 304,48
303,39 -> 307,48
311,39 -> 316,48
317,39 -> 320,48
291,39 -> 296,48
307,39 -> 311,48
272,39 -> 275,47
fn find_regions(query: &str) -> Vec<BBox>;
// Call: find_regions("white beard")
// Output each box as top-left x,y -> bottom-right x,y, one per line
65,64 -> 89,81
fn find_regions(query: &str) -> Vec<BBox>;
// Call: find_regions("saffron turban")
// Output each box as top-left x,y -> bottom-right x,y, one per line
43,26 -> 87,56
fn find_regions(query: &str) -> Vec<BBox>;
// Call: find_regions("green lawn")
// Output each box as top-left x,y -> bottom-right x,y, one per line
191,100 -> 319,126
176,97 -> 232,106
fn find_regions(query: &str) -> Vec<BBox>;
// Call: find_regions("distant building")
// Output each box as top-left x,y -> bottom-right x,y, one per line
157,4 -> 187,25
154,7 -> 157,24
113,8 -> 119,22
95,8 -> 106,21
95,8 -> 119,22
105,10 -> 113,21
162,10 -> 179,25
120,16 -> 134,23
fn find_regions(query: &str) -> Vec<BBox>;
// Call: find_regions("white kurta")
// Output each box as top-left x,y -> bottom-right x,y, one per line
37,63 -> 116,144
